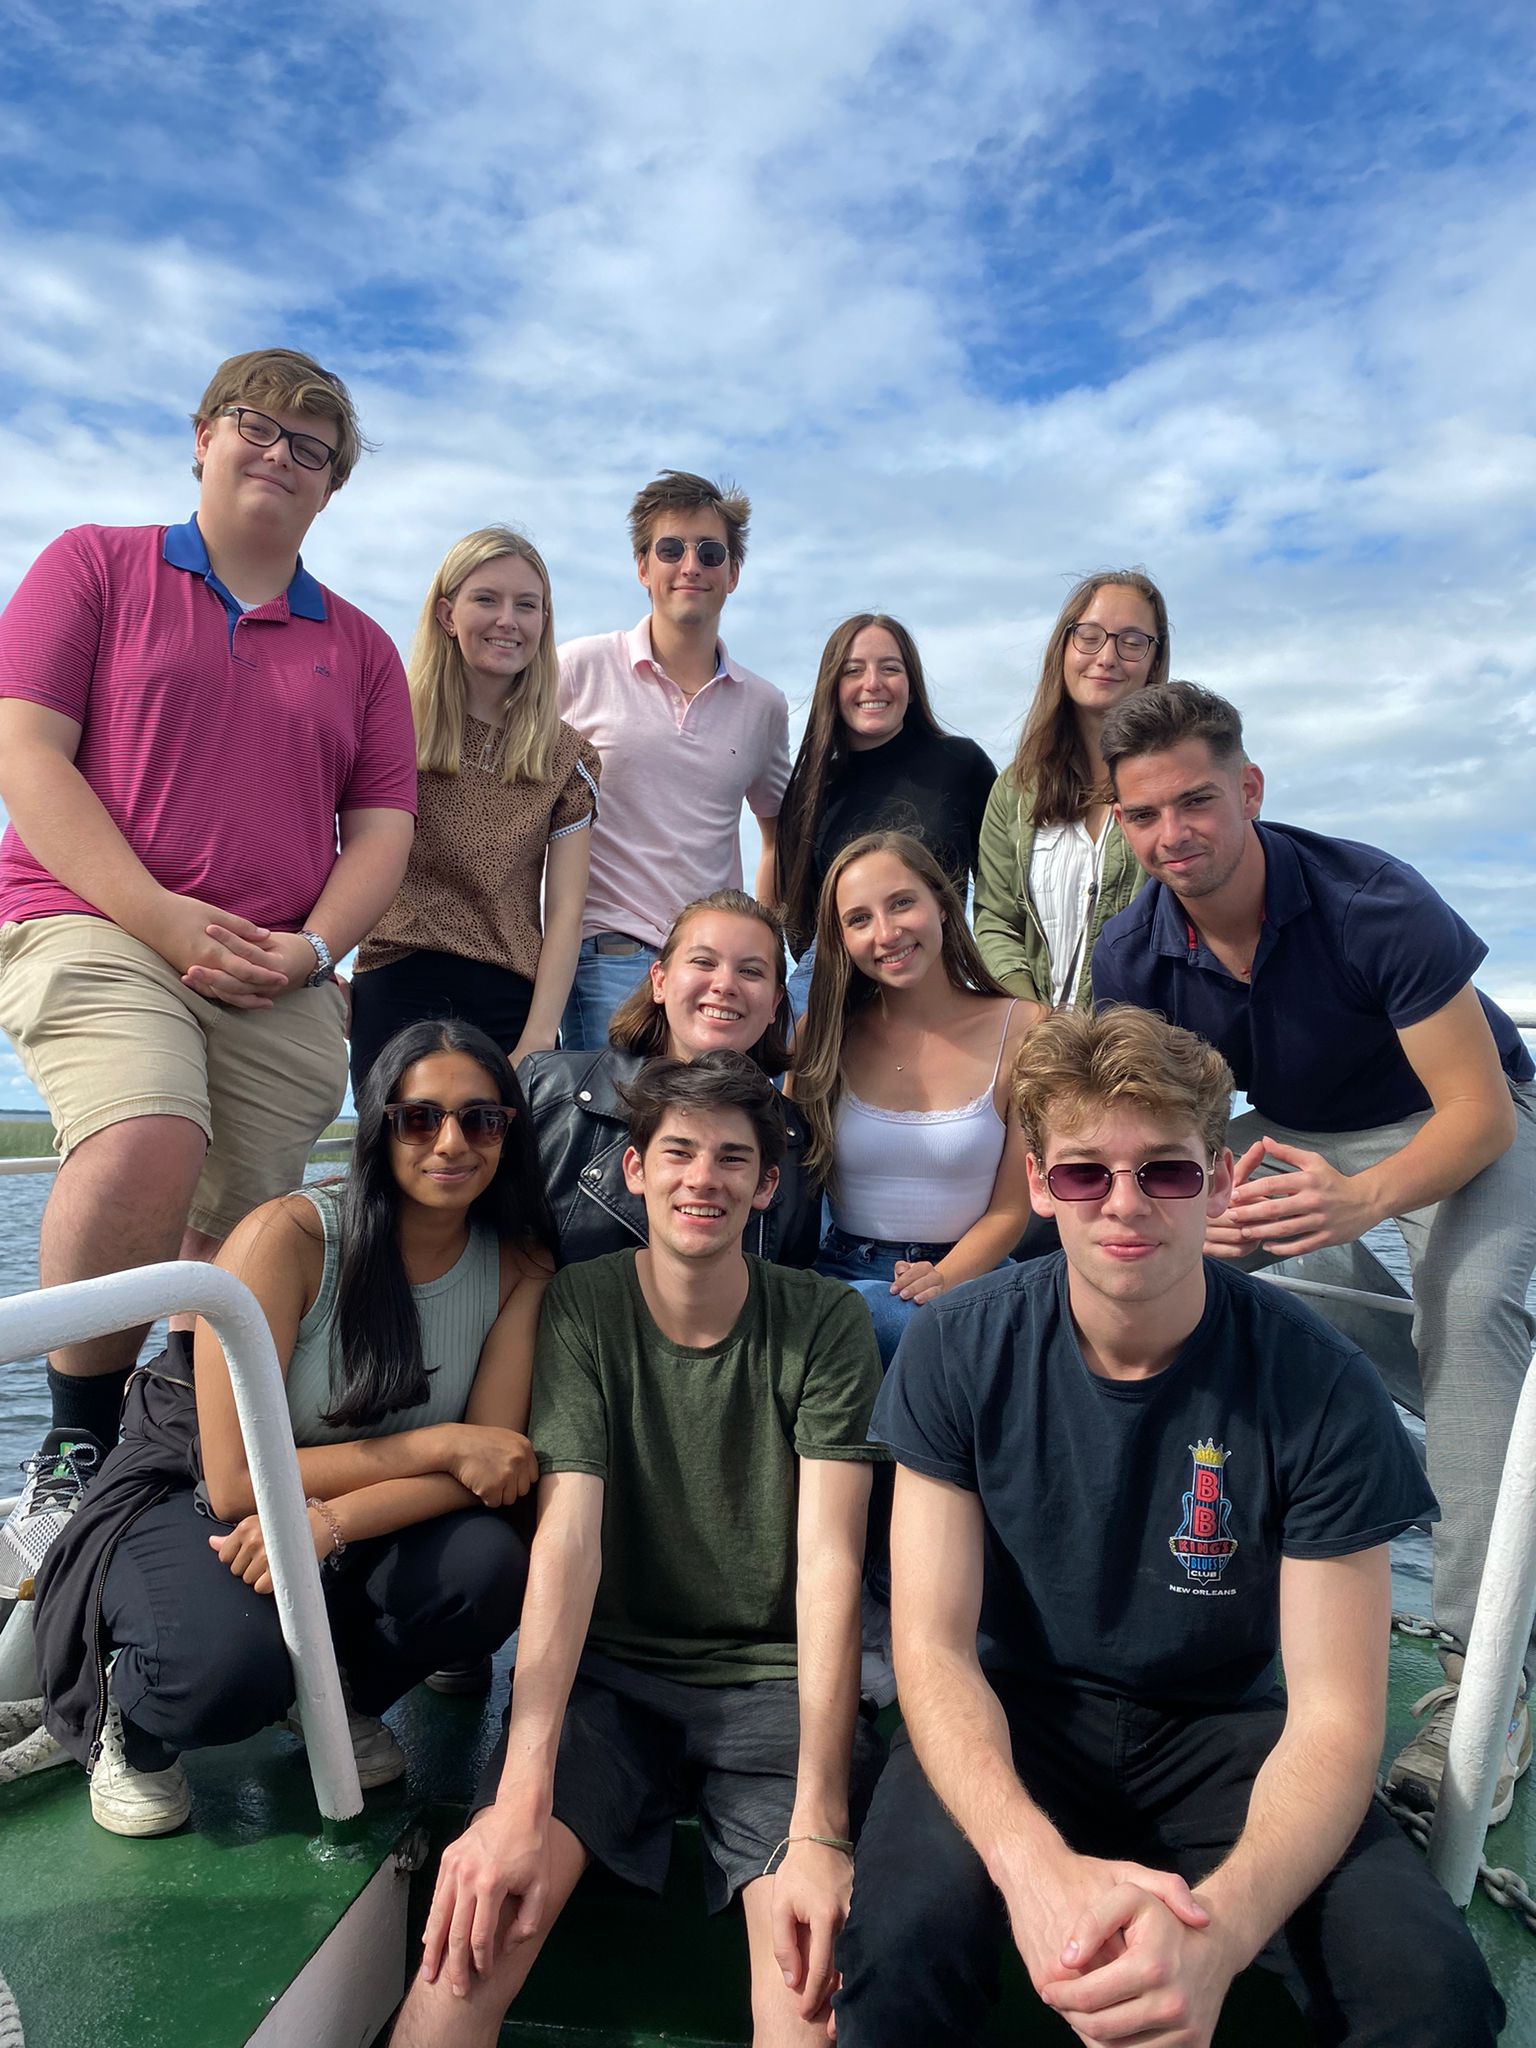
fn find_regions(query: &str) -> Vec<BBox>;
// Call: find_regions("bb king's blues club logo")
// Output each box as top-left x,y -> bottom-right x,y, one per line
1169,1439 -> 1238,1581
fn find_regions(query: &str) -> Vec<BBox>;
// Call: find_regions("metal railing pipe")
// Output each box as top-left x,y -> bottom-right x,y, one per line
1428,1346 -> 1536,1902
0,1263 -> 362,1825
0,1138 -> 354,1178
1256,1272 -> 1416,1318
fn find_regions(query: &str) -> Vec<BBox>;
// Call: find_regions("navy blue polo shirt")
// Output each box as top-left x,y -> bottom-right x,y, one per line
1092,820 -> 1532,1133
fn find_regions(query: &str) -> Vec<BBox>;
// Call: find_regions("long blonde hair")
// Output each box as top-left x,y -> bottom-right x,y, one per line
795,830 -> 1006,1182
409,527 -> 561,785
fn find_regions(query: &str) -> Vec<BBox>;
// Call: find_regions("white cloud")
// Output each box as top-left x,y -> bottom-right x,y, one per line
0,0 -> 1531,1113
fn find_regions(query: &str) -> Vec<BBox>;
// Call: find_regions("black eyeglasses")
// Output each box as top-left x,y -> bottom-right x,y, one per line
652,537 -> 730,568
1067,623 -> 1158,661
222,406 -> 338,473
1045,1159 -> 1207,1202
383,1101 -> 511,1146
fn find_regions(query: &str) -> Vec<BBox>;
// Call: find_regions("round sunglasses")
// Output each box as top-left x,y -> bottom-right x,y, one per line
652,536 -> 730,568
383,1101 -> 511,1146
1045,1159 -> 1207,1202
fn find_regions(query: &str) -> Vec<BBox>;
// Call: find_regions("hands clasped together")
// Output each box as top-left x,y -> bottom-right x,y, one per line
1005,1844 -> 1238,2048
1205,1136 -> 1373,1262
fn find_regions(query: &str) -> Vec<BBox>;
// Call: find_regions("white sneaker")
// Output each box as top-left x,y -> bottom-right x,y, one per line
0,1432 -> 102,1599
1387,1681 -> 1533,1826
285,1693 -> 406,1789
89,1701 -> 191,1837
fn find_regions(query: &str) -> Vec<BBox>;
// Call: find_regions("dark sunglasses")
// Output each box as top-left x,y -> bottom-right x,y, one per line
383,1101 -> 511,1146
652,536 -> 729,568
1045,1159 -> 1207,1202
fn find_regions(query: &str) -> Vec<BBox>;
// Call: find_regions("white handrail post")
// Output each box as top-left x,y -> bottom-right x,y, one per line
1427,1346 -> 1536,1902
0,1263 -> 362,1828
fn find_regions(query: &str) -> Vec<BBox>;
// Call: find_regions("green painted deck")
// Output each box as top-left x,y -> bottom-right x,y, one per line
1,1618 -> 1533,2046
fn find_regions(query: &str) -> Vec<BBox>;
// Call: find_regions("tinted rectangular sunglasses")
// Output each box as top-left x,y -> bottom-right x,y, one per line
1045,1159 -> 1208,1201
384,1101 -> 511,1146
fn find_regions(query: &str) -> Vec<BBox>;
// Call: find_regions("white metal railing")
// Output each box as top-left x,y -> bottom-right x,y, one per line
0,1137 -> 353,1179
1426,1349 -> 1536,1903
0,1263 -> 362,1828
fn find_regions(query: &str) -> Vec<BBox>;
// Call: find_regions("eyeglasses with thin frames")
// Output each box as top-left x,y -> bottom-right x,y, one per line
221,406 -> 338,473
1067,623 -> 1159,662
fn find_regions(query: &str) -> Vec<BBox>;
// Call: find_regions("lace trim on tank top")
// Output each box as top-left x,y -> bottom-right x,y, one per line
842,999 -> 1017,1125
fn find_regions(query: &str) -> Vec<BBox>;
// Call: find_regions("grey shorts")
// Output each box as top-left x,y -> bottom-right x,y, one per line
476,1649 -> 885,1912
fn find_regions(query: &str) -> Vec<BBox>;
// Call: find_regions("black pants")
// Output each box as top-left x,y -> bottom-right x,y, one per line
102,1492 -> 527,1772
834,1683 -> 1503,2047
349,951 -> 535,1096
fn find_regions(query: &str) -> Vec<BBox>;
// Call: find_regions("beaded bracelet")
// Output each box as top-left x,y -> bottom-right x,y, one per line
305,1496 -> 347,1565
761,1832 -> 855,1876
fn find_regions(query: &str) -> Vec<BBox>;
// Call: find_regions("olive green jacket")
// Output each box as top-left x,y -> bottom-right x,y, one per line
972,773 -> 1148,1009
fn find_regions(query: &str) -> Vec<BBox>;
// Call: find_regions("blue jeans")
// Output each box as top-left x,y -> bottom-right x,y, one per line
787,940 -> 816,1021
816,1227 -> 957,1369
560,936 -> 658,1051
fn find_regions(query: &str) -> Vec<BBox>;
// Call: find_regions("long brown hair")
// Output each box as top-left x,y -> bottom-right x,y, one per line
795,831 -> 1007,1183
774,614 -> 946,956
1009,571 -> 1170,827
607,890 -> 794,1077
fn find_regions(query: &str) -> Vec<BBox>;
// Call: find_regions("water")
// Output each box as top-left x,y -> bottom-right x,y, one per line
0,1164 -> 342,1488
0,1189 -> 1518,1613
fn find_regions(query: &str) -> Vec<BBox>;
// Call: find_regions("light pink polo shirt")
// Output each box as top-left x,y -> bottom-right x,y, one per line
557,619 -> 790,946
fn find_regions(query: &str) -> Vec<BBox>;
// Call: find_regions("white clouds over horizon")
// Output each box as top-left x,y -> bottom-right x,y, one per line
1,0 -> 1534,1096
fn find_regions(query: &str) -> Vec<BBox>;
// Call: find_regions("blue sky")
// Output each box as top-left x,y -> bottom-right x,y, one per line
2,0 -> 1534,1107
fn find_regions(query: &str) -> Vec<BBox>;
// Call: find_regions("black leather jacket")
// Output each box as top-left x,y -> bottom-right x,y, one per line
518,1048 -> 822,1270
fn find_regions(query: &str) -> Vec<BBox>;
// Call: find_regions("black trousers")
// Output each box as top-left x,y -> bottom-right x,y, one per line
102,1492 -> 527,1771
834,1683 -> 1504,2047
348,950 -> 535,1095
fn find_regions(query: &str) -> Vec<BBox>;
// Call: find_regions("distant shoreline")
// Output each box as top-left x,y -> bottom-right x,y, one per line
0,1119 -> 357,1160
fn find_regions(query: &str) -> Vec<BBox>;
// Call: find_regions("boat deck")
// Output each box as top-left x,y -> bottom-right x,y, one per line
2,1617 -> 1533,2045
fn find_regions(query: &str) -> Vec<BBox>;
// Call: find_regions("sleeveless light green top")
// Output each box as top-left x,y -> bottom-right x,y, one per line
282,1183 -> 502,1446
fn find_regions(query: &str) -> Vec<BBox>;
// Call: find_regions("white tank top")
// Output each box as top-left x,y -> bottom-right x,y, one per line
830,1003 -> 1017,1242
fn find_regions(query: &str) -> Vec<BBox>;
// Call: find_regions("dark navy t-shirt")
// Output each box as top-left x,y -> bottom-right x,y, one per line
871,1256 -> 1436,1710
1091,820 -> 1532,1132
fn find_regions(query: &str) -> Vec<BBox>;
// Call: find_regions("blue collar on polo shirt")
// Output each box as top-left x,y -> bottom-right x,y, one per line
163,515 -> 327,631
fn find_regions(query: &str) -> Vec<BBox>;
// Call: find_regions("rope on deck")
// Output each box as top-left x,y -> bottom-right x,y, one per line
0,1966 -> 23,2047
0,1697 -> 65,1785
1388,1613 -> 1536,1938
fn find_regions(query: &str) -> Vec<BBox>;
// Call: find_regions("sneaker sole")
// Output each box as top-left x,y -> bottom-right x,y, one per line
423,1666 -> 493,1697
90,1788 -> 192,1837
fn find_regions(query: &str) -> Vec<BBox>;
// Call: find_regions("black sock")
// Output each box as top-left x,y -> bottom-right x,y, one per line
46,1363 -> 130,1450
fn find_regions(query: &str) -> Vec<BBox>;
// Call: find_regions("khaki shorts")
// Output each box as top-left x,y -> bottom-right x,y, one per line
0,915 -> 349,1239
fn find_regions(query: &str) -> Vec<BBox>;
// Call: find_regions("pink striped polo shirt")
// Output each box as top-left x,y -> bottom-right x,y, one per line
0,519 -> 417,931
557,618 -> 790,946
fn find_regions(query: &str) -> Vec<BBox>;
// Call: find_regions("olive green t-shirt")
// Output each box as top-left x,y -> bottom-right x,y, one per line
530,1250 -> 885,1685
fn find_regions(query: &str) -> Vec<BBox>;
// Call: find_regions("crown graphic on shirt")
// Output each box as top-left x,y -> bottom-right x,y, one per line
1190,1439 -> 1229,1469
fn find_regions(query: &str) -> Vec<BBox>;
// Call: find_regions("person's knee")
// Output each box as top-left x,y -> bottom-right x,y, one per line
452,1516 -> 530,1630
837,1830 -> 1000,2042
129,1620 -> 293,1752
395,1513 -> 529,1644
